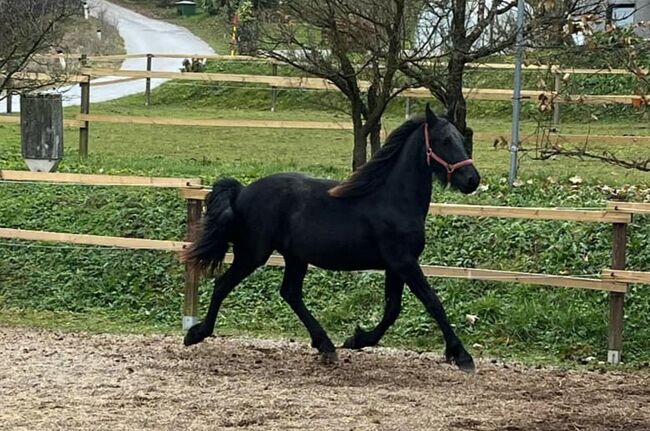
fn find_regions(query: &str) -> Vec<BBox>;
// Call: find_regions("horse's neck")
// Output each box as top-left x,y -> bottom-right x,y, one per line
383,133 -> 433,217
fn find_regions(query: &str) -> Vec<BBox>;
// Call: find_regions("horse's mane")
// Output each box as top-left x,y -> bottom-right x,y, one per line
329,116 -> 425,198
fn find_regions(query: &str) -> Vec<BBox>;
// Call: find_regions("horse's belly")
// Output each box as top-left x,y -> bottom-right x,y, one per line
286,228 -> 384,271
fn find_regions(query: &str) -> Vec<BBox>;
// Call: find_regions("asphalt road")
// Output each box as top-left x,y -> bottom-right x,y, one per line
2,0 -> 214,112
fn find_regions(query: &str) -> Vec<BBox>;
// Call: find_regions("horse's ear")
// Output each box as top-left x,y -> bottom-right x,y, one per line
425,103 -> 438,126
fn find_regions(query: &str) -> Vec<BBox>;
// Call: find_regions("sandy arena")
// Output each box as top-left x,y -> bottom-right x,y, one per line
1,326 -> 649,430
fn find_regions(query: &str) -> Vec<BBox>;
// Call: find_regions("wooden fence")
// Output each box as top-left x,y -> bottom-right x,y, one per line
1,169 -> 649,364
3,53 -> 649,160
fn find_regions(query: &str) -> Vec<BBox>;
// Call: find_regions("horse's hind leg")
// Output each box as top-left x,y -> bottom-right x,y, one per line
343,270 -> 404,349
184,252 -> 264,346
280,257 -> 337,364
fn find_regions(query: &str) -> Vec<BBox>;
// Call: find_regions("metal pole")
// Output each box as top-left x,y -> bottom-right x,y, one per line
508,0 -> 525,186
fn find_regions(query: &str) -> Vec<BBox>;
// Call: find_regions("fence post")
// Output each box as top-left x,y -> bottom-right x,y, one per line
552,72 -> 561,127
608,222 -> 627,364
145,54 -> 153,107
405,97 -> 411,119
270,62 -> 278,112
183,198 -> 202,331
79,54 -> 90,161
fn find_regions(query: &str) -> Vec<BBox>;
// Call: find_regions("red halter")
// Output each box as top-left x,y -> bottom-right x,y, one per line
423,124 -> 474,183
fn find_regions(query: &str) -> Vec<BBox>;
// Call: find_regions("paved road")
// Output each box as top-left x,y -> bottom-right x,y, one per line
2,0 -> 214,112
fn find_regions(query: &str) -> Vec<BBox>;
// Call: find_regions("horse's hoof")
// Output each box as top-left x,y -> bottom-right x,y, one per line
457,357 -> 476,374
320,351 -> 338,365
445,345 -> 476,373
184,324 -> 207,346
342,336 -> 359,349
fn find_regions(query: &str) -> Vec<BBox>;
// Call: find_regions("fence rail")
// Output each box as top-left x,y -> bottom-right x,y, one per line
180,188 -> 633,223
0,227 -> 628,293
0,170 -> 201,188
66,113 -> 650,148
35,52 -> 646,76
79,68 -> 646,106
0,115 -> 84,128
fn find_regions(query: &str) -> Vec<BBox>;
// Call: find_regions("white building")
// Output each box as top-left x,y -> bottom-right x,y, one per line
578,0 -> 650,39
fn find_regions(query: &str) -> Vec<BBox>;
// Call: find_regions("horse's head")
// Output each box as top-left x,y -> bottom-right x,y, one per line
423,104 -> 480,194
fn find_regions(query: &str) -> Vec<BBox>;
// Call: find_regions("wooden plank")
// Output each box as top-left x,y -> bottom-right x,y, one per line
428,203 -> 631,223
72,114 -> 649,145
0,115 -> 83,128
0,227 -> 625,293
0,170 -> 201,188
81,68 -> 643,105
0,228 -> 188,251
180,188 -> 210,200
603,269 -> 650,284
77,114 -> 354,130
418,265 -> 625,292
183,199 -> 202,329
92,77 -> 144,87
40,53 -> 640,75
608,223 -> 627,364
607,201 -> 650,214
223,253 -> 625,292
79,80 -> 90,160
179,189 -> 630,223
469,63 -> 638,75
11,72 -> 90,84
35,53 -> 146,61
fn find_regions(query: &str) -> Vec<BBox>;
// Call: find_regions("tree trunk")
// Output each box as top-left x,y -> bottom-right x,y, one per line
446,54 -> 473,157
367,81 -> 382,156
369,122 -> 381,155
352,103 -> 367,171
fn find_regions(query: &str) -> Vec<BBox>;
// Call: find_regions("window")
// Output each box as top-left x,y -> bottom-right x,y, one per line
608,4 -> 636,27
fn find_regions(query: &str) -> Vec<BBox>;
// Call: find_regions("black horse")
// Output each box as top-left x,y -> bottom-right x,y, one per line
182,105 -> 480,372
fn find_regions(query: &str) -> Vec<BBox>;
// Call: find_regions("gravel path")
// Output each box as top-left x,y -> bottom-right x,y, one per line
1,326 -> 649,430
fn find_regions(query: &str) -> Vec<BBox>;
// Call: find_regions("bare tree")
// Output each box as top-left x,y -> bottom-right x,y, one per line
0,0 -> 81,98
400,0 -> 603,157
530,11 -> 650,172
260,0 -> 420,170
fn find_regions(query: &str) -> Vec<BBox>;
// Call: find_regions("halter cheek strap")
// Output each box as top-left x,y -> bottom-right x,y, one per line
423,124 -> 474,183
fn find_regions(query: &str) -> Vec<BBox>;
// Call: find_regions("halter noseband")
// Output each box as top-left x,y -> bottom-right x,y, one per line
423,123 -> 474,183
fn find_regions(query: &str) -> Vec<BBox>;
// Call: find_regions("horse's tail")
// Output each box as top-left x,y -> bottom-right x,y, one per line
180,178 -> 242,274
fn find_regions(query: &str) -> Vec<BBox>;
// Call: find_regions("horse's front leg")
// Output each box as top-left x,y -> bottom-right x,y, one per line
392,258 -> 474,372
343,270 -> 404,349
